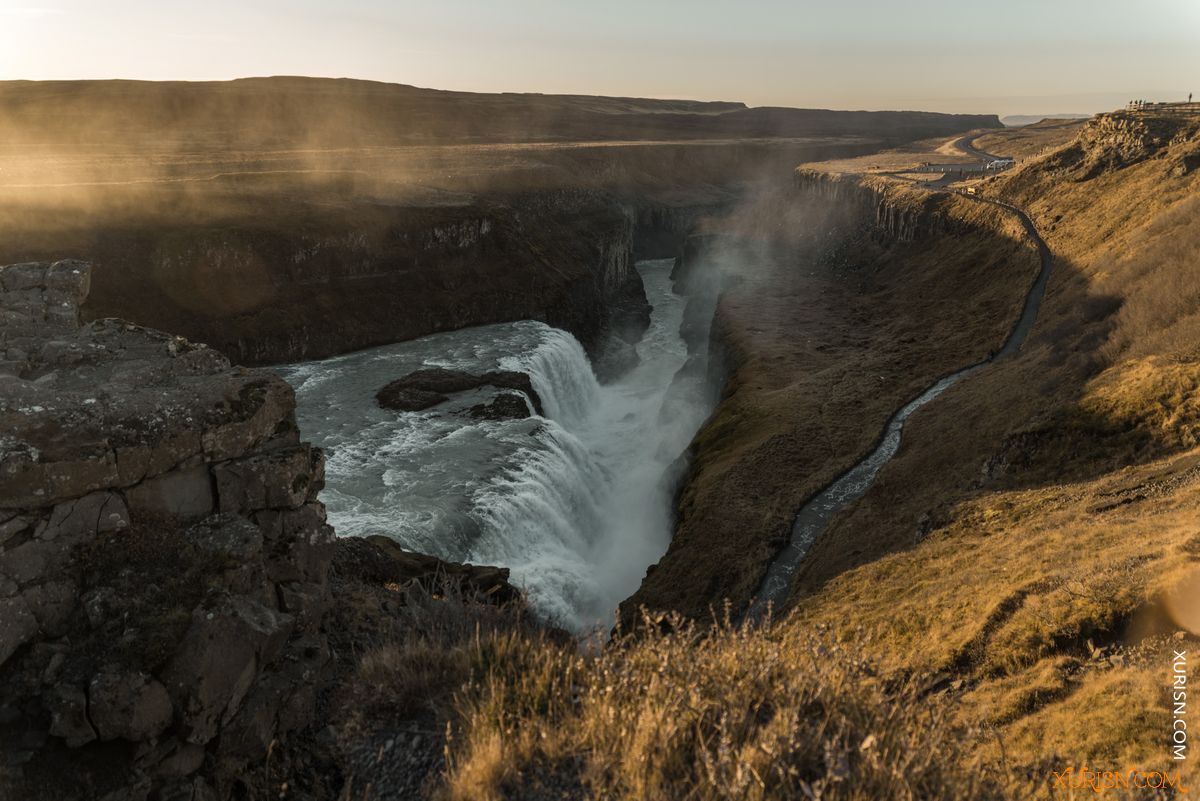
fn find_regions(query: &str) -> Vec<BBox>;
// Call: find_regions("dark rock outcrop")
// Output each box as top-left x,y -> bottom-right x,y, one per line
376,367 -> 543,416
467,393 -> 534,421
332,535 -> 521,606
0,261 -> 332,795
0,259 -> 528,799
72,191 -> 640,368
591,268 -> 653,382
1017,110 -> 1200,182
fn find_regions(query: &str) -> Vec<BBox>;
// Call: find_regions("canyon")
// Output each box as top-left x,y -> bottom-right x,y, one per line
3,75 -> 1200,799
0,77 -> 998,366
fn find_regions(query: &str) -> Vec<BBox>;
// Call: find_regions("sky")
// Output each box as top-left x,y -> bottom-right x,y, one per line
1,0 -> 1198,117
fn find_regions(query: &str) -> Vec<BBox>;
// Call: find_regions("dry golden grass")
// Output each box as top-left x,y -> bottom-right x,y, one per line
426,612 -> 1019,801
973,119 -> 1088,161
623,109 -> 1200,791
1099,195 -> 1200,363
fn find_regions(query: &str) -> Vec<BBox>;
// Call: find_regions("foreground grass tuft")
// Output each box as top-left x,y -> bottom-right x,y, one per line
407,611 -> 1013,801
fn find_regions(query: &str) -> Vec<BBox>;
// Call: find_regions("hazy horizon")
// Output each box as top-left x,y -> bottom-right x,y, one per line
2,0 -> 1198,117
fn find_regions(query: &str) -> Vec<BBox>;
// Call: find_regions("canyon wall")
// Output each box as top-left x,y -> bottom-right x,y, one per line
0,79 -> 998,370
10,190 -> 737,369
74,191 -> 644,366
622,174 -> 1043,621
791,169 -> 973,242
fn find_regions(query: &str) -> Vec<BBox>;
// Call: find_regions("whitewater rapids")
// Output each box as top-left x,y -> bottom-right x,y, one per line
278,260 -> 711,631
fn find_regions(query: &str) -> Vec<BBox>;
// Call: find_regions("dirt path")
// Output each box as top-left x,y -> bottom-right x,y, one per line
949,131 -> 1009,162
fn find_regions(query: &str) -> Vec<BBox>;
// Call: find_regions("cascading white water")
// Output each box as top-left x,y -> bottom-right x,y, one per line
278,259 -> 712,631
504,329 -> 602,426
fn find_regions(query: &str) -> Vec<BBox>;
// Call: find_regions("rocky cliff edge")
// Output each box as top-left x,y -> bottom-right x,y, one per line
0,259 -> 335,796
0,260 -> 520,799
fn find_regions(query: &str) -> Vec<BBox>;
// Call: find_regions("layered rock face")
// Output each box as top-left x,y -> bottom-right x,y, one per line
0,260 -> 333,797
77,192 -> 643,367
1031,109 -> 1200,180
0,259 -> 526,799
791,170 -> 968,242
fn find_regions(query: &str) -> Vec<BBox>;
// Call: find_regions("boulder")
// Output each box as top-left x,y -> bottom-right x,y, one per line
218,634 -> 329,759
39,491 -> 129,543
46,683 -> 97,748
373,385 -> 447,412
88,670 -> 174,742
22,580 -> 77,636
151,742 -> 207,779
0,262 -> 48,293
0,539 -> 53,586
199,379 -> 295,462
467,393 -> 534,421
332,535 -> 521,605
125,466 -> 215,522
186,515 -> 263,563
212,445 -> 322,514
0,597 -> 39,685
160,595 -> 295,744
376,367 -> 543,415
261,503 -> 335,585
0,512 -> 34,547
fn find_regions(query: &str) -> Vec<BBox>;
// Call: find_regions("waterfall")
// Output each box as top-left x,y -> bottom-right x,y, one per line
469,420 -> 613,624
502,326 -> 602,427
280,259 -> 715,633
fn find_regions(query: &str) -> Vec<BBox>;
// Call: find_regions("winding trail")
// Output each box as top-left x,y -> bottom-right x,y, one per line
748,137 -> 1052,619
950,132 -> 1007,162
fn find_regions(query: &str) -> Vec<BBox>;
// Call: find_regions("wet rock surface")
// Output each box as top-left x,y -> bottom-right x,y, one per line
376,366 -> 544,415
466,392 -> 534,420
591,268 -> 653,382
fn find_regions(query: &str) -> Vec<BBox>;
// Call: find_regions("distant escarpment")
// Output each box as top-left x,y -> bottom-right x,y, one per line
0,77 -> 1000,149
